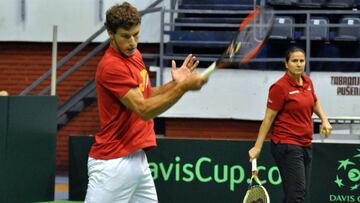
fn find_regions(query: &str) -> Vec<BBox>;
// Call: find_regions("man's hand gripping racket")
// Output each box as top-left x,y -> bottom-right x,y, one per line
202,7 -> 274,78
243,159 -> 270,203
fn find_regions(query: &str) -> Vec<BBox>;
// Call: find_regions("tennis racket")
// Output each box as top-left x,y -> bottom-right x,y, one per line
243,159 -> 270,203
201,6 -> 274,77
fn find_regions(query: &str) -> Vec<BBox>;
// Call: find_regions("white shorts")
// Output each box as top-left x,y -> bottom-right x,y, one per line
84,150 -> 158,203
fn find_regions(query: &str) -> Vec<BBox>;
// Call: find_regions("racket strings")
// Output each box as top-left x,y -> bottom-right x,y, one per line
230,7 -> 274,64
213,7 -> 274,72
244,186 -> 269,203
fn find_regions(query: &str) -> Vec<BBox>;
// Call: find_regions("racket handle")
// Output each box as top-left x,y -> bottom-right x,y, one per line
201,62 -> 216,77
252,159 -> 257,172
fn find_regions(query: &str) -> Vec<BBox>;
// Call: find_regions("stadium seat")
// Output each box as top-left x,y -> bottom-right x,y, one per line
179,0 -> 256,10
334,16 -> 360,41
269,16 -> 295,40
268,0 -> 299,6
301,17 -> 329,41
326,0 -> 355,8
296,0 -> 326,8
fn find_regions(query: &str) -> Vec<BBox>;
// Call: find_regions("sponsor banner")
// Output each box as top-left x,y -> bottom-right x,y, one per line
147,139 -> 360,203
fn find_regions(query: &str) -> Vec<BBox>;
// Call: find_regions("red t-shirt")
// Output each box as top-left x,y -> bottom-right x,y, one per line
89,46 -> 156,159
267,72 -> 317,147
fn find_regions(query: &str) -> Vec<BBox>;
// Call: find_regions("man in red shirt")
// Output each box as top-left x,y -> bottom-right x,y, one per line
85,2 -> 207,203
248,47 -> 332,203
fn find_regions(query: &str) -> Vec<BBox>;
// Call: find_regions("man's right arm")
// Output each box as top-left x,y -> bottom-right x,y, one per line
150,81 -> 177,97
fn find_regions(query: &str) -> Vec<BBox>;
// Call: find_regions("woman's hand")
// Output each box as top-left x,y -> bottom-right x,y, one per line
320,120 -> 332,138
248,146 -> 261,162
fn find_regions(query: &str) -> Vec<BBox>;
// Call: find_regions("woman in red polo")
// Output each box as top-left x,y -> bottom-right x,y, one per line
248,47 -> 332,203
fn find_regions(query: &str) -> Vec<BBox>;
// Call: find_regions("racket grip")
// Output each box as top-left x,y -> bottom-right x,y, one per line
252,159 -> 257,172
201,62 -> 216,77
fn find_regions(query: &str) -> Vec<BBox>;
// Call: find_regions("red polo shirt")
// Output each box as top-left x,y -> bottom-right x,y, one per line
267,72 -> 317,147
89,46 -> 156,160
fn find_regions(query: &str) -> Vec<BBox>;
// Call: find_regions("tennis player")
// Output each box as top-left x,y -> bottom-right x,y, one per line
84,2 -> 207,203
248,47 -> 332,203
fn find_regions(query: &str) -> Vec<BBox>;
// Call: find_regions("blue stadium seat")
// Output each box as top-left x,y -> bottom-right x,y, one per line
181,0 -> 251,3
296,0 -> 326,8
334,16 -> 360,41
165,30 -> 235,47
268,0 -> 299,6
327,0 -> 355,8
175,17 -> 241,24
301,17 -> 329,41
179,0 -> 256,10
269,16 -> 295,41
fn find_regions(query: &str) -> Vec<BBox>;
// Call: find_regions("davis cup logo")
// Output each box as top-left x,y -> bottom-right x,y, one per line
330,148 -> 360,202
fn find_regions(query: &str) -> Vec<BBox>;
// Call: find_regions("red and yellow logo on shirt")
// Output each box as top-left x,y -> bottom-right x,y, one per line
139,69 -> 149,92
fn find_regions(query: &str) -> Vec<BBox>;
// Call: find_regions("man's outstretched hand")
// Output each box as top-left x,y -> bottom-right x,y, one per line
171,54 -> 199,82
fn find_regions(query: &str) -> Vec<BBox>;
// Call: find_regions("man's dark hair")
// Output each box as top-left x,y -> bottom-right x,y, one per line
105,2 -> 141,33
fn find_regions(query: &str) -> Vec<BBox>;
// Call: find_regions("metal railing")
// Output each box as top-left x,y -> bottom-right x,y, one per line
19,26 -> 106,95
313,116 -> 360,143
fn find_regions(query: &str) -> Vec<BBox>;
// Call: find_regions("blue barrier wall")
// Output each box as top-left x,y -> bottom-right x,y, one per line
69,136 -> 360,203
0,96 -> 57,203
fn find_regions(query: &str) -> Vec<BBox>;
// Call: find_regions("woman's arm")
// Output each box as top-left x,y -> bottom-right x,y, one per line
313,100 -> 332,137
248,108 -> 278,161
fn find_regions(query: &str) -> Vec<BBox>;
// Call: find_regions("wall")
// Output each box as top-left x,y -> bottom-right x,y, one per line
157,68 -> 360,120
0,42 -> 103,171
68,137 -> 360,202
0,0 -> 168,42
0,96 -> 56,203
0,42 -> 102,101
